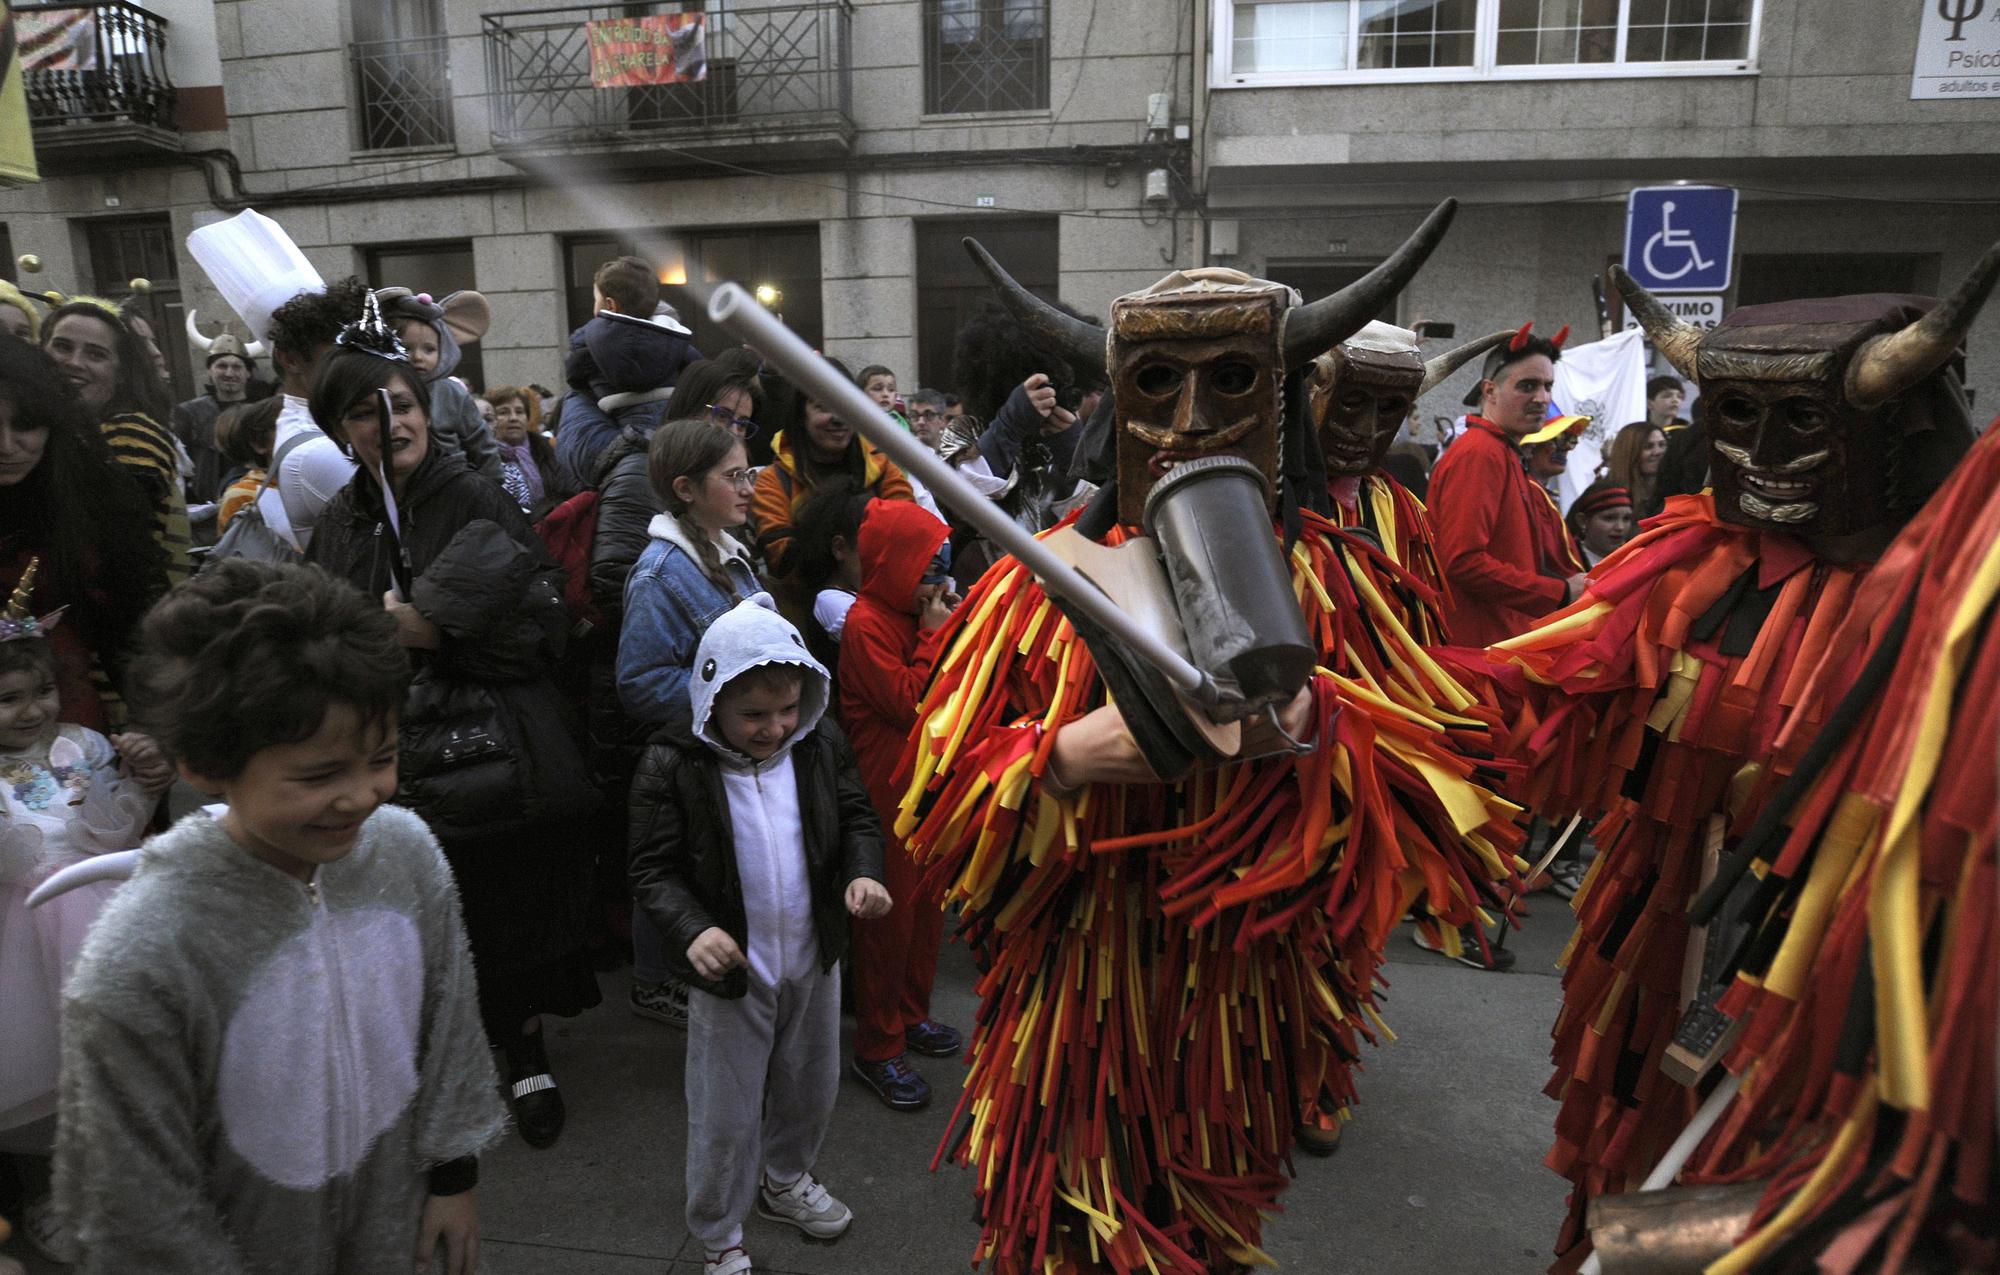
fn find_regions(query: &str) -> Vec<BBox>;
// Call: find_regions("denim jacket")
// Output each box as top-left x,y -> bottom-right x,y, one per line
616,513 -> 760,739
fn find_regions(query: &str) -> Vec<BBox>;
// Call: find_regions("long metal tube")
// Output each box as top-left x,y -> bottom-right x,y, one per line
708,282 -> 1212,697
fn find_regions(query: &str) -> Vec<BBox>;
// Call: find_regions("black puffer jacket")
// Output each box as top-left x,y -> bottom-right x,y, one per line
305,445 -> 596,841
627,721 -> 883,999
584,417 -> 668,629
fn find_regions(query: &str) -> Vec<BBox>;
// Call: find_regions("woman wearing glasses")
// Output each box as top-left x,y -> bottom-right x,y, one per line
595,363 -> 764,1029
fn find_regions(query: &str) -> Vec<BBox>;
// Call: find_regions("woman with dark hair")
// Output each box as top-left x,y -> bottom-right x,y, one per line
1602,420 -> 1669,520
40,300 -> 189,585
0,335 -> 168,731
614,416 -> 762,1028
749,355 -> 912,583
301,322 -> 599,1152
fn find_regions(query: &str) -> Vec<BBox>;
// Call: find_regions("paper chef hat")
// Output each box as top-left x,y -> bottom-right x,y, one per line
185,209 -> 326,345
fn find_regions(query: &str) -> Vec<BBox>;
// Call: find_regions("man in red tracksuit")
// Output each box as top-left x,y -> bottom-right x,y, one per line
836,496 -> 961,1111
1428,329 -> 1592,646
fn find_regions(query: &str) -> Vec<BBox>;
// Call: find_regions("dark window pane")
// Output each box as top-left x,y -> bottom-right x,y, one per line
1625,25 -> 1665,59
1709,0 -> 1752,21
1498,0 -> 1538,27
1629,0 -> 1667,21
1665,23 -> 1705,59
1704,22 -> 1749,59
1496,29 -> 1537,62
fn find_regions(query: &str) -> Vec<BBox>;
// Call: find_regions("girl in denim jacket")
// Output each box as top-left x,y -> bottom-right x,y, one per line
615,417 -> 762,1026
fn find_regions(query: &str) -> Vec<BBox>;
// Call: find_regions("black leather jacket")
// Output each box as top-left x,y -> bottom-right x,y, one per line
627,721 -> 884,999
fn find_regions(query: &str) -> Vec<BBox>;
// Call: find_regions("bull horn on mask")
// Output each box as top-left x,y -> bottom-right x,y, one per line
1417,328 -> 1514,398
1609,266 -> 1701,379
961,237 -> 1108,377
1845,239 -> 2000,410
1281,198 -> 1458,370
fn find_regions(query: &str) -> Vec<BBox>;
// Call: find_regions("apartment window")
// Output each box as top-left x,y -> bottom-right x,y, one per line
1219,0 -> 1758,85
924,0 -> 1050,115
350,0 -> 454,151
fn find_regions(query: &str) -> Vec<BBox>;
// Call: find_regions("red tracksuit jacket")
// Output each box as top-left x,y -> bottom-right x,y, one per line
1427,417 -> 1583,647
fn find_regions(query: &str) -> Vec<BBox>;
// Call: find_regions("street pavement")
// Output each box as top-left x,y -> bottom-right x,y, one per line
6,898 -> 1577,1274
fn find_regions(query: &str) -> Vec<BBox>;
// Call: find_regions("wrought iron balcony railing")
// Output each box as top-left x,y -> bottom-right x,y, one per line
482,1 -> 852,149
16,1 -> 176,131
351,34 -> 456,151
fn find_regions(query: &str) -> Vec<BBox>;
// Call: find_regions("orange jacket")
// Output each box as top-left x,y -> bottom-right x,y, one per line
1427,418 -> 1581,647
748,429 -> 914,575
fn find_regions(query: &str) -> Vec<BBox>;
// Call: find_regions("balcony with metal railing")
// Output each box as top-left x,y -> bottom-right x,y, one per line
15,1 -> 181,163
482,1 -> 854,171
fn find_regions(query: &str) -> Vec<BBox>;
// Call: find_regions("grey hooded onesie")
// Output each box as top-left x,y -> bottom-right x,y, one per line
52,804 -> 506,1273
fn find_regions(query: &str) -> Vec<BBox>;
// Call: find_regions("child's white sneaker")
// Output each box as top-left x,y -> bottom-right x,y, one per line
755,1171 -> 853,1239
704,1246 -> 753,1275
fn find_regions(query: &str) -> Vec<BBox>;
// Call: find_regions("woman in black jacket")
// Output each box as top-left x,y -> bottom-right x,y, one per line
303,326 -> 598,1151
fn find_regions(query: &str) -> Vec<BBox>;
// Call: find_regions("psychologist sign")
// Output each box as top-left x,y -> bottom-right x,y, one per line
1912,0 -> 2000,99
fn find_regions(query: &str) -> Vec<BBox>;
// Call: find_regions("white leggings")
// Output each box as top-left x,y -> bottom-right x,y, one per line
683,963 -> 841,1253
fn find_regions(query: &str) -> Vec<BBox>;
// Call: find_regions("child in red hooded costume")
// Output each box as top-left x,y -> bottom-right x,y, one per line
836,497 -> 961,1111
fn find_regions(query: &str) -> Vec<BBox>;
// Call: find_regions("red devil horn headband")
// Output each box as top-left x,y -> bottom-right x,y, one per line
1551,324 -> 1570,348
1508,321 -> 1534,352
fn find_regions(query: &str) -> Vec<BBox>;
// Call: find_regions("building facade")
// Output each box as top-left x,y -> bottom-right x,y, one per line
0,0 -> 1195,399
1200,0 -> 2000,421
2,0 -> 1996,422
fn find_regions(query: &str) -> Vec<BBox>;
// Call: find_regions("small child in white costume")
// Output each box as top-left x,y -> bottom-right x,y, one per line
0,564 -> 161,1138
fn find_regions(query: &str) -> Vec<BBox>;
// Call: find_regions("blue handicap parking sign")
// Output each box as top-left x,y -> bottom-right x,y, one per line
1623,186 -> 1737,293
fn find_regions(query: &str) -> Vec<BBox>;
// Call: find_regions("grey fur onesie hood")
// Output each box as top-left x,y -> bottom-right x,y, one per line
53,804 -> 506,1273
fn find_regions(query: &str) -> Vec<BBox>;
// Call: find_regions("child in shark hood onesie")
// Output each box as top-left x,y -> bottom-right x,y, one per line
629,594 -> 888,1264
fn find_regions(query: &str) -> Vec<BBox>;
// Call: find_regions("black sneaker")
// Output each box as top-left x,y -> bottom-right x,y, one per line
904,1019 -> 963,1058
851,1053 -> 932,1111
1412,923 -> 1517,972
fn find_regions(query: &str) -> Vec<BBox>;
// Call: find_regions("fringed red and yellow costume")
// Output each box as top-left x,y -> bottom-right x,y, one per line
1669,424 -> 2000,1274
1327,473 -> 1447,640
1454,493 -> 1872,1272
896,514 -> 1523,1274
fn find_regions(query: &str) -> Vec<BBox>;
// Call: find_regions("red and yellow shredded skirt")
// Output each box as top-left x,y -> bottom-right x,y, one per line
895,519 -> 1522,1274
1668,424 -> 2000,1274
1452,495 -> 1868,1272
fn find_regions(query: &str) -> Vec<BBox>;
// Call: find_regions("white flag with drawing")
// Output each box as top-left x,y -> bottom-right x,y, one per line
1551,327 -> 1652,514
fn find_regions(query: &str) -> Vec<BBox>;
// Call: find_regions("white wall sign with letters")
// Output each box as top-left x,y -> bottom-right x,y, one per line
1913,0 -> 2000,99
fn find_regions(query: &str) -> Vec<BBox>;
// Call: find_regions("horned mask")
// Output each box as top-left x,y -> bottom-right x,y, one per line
1614,244 -> 1999,549
962,199 -> 1462,525
1306,321 -> 1512,478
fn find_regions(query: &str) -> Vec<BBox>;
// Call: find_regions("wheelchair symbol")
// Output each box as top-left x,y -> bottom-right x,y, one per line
1641,201 -> 1716,283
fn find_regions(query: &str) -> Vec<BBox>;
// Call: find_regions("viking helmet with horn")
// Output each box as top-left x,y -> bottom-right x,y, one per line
1306,321 -> 1513,478
185,311 -> 266,362
963,199 -> 1460,525
1613,242 -> 1999,550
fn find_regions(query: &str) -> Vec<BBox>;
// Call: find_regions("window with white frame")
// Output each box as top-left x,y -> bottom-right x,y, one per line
1222,0 -> 1756,83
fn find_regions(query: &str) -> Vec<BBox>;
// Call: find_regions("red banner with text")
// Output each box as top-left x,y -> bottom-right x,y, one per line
587,13 -> 707,89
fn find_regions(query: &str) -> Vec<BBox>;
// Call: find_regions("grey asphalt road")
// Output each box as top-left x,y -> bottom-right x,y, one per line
6,898 -> 1576,1275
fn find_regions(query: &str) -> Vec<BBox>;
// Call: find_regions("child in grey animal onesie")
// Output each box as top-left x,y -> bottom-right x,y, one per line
50,560 -> 506,1274
628,594 -> 891,1275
